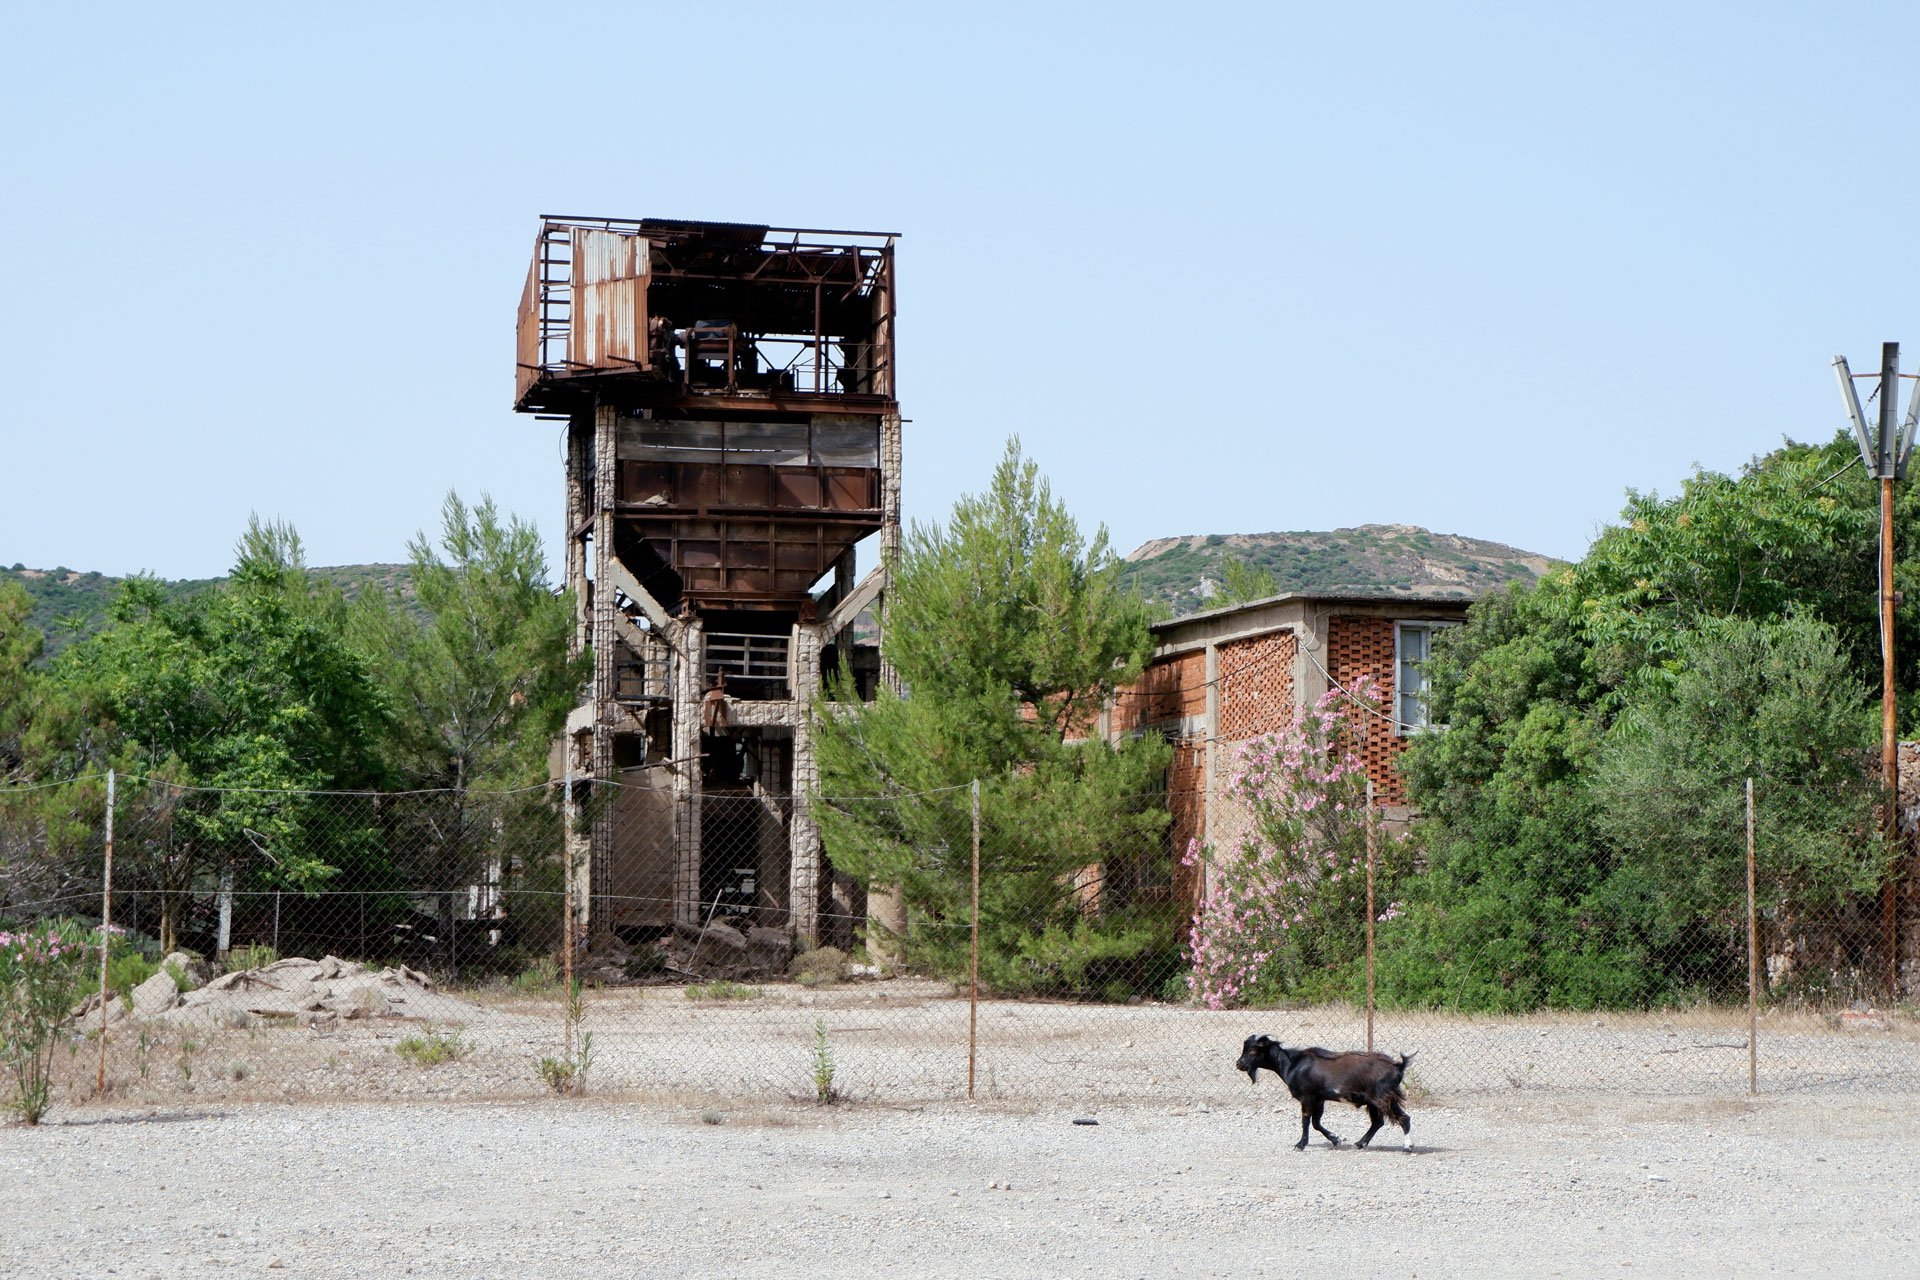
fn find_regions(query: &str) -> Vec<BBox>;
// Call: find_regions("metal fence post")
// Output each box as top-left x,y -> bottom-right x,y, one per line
1365,778 -> 1377,1054
969,778 -> 981,1101
1746,777 -> 1759,1096
95,768 -> 116,1094
564,768 -> 577,1067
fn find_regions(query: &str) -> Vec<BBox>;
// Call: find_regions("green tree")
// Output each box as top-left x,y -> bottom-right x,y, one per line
1382,432 -> 1899,1011
1590,613 -> 1886,991
1212,557 -> 1278,608
0,582 -> 40,784
350,493 -> 582,904
54,519 -> 390,950
812,441 -> 1174,995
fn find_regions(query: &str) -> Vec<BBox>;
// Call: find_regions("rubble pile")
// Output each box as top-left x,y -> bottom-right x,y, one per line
82,955 -> 479,1029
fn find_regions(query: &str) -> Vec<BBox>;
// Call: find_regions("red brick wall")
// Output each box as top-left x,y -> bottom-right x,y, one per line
1326,616 -> 1406,805
1218,631 -> 1296,740
1111,651 -> 1205,735
1166,735 -> 1206,908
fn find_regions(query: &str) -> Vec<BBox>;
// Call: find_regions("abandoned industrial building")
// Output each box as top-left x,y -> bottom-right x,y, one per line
514,214 -> 1479,960
515,216 -> 901,951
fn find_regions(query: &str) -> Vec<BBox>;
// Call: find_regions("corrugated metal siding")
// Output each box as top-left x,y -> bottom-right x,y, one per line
571,228 -> 647,370
515,251 -> 540,404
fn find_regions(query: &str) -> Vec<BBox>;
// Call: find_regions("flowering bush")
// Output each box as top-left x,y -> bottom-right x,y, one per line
1184,680 -> 1409,1009
1,921 -> 97,1123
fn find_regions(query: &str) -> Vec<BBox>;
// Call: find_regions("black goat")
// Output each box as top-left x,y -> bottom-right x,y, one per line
1236,1034 -> 1415,1151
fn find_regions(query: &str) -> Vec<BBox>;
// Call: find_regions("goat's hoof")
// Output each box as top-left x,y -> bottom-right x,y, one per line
1293,1141 -> 1308,1151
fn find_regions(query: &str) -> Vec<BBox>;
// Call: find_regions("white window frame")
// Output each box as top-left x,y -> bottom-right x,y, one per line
1394,620 -> 1459,736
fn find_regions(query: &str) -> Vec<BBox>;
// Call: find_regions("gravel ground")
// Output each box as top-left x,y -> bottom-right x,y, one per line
6,1090 -> 1918,1279
45,975 -> 1920,1107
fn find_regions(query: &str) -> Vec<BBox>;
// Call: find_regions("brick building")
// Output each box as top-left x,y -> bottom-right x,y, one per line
1098,591 -> 1475,905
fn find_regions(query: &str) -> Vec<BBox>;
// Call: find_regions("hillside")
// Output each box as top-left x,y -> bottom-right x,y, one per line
1118,524 -> 1558,617
2,563 -> 415,661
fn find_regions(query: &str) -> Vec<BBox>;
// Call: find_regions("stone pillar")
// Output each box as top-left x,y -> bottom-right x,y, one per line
788,623 -> 826,947
564,415 -> 591,659
672,616 -> 704,929
863,411 -> 910,959
588,405 -> 619,942
877,413 -> 904,694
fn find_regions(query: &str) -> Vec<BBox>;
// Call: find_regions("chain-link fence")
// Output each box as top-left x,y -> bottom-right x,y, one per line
3,771 -> 1915,1116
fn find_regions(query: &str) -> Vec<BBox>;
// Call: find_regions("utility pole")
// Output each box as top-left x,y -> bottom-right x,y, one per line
1832,342 -> 1920,999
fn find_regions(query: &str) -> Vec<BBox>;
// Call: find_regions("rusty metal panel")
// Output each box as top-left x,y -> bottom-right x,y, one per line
572,228 -> 648,370
722,466 -> 773,507
774,472 -> 822,508
621,461 -> 674,506
824,470 -> 874,510
515,248 -> 541,404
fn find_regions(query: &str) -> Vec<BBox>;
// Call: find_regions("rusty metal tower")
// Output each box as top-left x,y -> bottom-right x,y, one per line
514,217 -> 901,948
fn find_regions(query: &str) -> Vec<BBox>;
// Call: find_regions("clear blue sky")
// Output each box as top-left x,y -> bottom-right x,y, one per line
4,1 -> 1916,581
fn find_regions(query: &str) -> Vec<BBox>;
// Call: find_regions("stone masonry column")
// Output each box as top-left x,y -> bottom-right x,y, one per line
862,412 -> 910,963
788,623 -> 826,948
587,404 -> 619,943
672,616 -> 704,930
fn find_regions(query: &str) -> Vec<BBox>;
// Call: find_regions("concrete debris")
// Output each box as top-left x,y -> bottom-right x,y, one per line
131,970 -> 182,1016
146,956 -> 471,1026
162,951 -> 211,988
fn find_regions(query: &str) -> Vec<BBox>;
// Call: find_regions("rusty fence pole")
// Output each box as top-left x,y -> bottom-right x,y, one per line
968,779 -> 981,1101
1365,779 -> 1377,1054
95,769 -> 116,1094
1746,777 -> 1758,1097
563,768 -> 577,1067
1882,474 -> 1902,1001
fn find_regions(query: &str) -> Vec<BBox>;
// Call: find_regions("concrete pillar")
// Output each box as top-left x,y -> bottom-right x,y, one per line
1295,609 -> 1329,712
1203,643 -> 1220,884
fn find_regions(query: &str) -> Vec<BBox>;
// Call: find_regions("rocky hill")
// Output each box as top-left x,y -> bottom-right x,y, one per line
2,563 -> 414,661
1118,524 -> 1558,617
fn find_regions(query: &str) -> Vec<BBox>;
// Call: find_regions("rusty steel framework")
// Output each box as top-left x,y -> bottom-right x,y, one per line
515,216 -> 904,954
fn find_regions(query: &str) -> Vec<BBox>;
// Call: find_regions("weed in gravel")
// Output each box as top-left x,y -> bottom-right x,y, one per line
177,1039 -> 197,1087
511,957 -> 560,994
136,1029 -> 153,1081
395,1028 -> 470,1068
685,981 -> 762,1001
538,1026 -> 594,1096
701,1110 -> 724,1125
227,1060 -> 250,1082
811,1020 -> 839,1105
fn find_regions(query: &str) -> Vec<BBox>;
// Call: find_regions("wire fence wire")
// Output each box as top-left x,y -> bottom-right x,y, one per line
2,772 -> 1916,1113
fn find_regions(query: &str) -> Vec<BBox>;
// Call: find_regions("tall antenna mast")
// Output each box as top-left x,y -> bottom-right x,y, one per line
1832,341 -> 1911,1000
